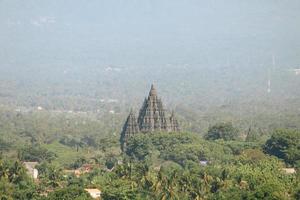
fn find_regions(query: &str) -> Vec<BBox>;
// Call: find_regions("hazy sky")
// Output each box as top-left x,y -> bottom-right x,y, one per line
1,0 -> 300,69
0,0 -> 300,109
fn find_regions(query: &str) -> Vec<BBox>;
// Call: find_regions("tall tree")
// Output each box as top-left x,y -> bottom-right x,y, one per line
205,122 -> 239,141
264,129 -> 300,165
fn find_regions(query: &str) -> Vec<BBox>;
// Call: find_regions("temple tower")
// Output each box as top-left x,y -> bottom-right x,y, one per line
138,84 -> 168,133
120,110 -> 139,151
169,111 -> 180,132
120,84 -> 180,151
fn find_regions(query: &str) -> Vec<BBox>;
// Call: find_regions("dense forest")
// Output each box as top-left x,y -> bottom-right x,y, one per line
0,104 -> 299,199
0,70 -> 299,199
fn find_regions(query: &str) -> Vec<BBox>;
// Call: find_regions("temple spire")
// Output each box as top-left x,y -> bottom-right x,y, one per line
120,110 -> 139,151
171,110 -> 175,117
138,84 -> 168,133
149,84 -> 157,97
120,85 -> 180,151
169,110 -> 180,132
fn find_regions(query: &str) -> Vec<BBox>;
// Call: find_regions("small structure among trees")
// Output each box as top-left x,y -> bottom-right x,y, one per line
23,161 -> 39,179
84,188 -> 101,199
120,84 -> 180,151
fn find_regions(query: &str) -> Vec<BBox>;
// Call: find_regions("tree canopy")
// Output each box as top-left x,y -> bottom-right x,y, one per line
205,122 -> 239,141
264,129 -> 300,166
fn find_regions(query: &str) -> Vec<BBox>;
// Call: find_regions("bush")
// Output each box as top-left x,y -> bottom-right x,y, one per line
205,122 -> 239,141
18,145 -> 56,162
46,186 -> 92,200
264,129 -> 300,165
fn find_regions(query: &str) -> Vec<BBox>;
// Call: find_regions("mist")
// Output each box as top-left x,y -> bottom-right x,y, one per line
0,0 -> 299,113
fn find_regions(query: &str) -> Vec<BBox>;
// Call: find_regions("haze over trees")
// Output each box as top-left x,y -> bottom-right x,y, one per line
0,0 -> 300,199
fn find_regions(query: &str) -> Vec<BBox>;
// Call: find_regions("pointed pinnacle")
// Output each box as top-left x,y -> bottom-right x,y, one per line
171,110 -> 175,117
149,84 -> 157,96
129,108 -> 134,115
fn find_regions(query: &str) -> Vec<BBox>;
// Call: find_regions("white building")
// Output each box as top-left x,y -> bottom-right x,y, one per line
85,189 -> 101,199
282,168 -> 296,174
24,162 -> 39,179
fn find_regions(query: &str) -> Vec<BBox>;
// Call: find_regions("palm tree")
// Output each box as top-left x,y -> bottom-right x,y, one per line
0,159 -> 10,179
137,163 -> 153,189
153,168 -> 163,194
178,171 -> 191,193
178,172 -> 205,200
115,159 -> 132,179
199,172 -> 213,198
43,164 -> 62,188
158,171 -> 179,200
9,161 -> 26,184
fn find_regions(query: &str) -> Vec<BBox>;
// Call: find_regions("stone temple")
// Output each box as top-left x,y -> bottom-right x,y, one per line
120,84 -> 180,151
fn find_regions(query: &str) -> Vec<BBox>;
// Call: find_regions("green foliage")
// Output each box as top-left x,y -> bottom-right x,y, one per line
0,177 -> 14,200
126,135 -> 154,161
2,130 -> 299,200
0,107 -> 121,156
36,162 -> 64,188
95,156 -> 297,200
205,122 -> 239,141
69,157 -> 88,169
264,129 -> 300,165
295,184 -> 300,200
18,145 -> 56,162
224,158 -> 293,200
125,132 -> 256,166
105,155 -> 118,170
41,141 -> 88,166
59,135 -> 88,152
238,149 -> 268,164
112,132 -> 299,199
0,138 -> 11,152
101,178 -> 138,200
0,107 -> 299,199
46,186 -> 93,200
217,140 -> 259,155
0,158 -> 39,200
